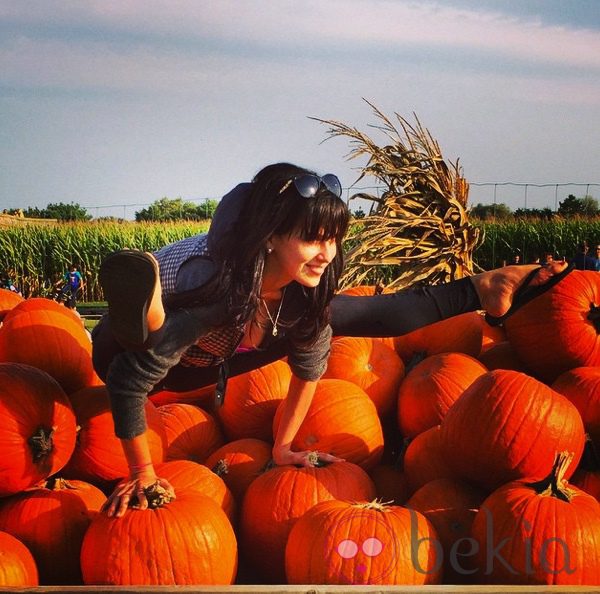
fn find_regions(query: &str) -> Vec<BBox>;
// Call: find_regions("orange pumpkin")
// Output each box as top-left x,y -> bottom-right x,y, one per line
0,288 -> 24,320
0,363 -> 76,496
403,426 -> 454,495
505,270 -> 600,383
81,491 -> 237,585
394,311 -> 485,364
406,478 -> 487,582
158,403 -> 224,463
0,478 -> 105,585
273,379 -> 384,470
62,385 -> 166,485
0,307 -> 94,393
0,530 -> 38,586
440,370 -> 585,491
285,500 -> 442,585
571,468 -> 600,501
323,336 -> 405,416
205,438 -> 272,502
471,452 -> 600,584
397,352 -> 487,438
218,359 -> 291,441
368,463 -> 410,506
552,367 -> 600,447
478,340 -> 528,372
155,459 -> 235,522
240,460 -> 375,583
3,297 -> 84,328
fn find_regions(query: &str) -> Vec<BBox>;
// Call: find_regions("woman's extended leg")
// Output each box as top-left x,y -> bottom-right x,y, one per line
330,262 -> 570,338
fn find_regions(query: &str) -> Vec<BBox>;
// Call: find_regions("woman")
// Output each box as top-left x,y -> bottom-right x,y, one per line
93,162 -> 571,517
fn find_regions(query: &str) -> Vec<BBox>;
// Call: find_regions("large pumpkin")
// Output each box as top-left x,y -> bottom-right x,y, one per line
505,270 -> 600,383
218,359 -> 291,441
0,531 -> 38,586
0,288 -> 24,320
478,340 -> 528,372
0,363 -> 76,496
471,452 -> 600,584
62,385 -> 166,485
205,438 -> 272,503
552,367 -> 600,447
440,370 -> 586,491
0,307 -> 95,393
394,312 -> 486,364
368,463 -> 410,506
273,379 -> 384,470
2,297 -> 84,328
285,500 -> 442,585
0,478 -> 105,585
240,460 -> 375,583
406,478 -> 487,582
403,426 -> 454,495
323,336 -> 404,417
155,459 -> 235,522
397,352 -> 487,438
81,490 -> 237,585
158,403 -> 224,463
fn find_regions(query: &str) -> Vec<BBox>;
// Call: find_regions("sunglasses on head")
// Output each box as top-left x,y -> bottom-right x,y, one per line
280,173 -> 342,199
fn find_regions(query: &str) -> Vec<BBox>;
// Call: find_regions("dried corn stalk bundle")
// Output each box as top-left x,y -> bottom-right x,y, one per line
316,102 -> 482,290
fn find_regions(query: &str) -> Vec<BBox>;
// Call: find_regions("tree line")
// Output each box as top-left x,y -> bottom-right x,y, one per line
3,197 -> 219,222
470,194 -> 599,220
5,193 -> 598,223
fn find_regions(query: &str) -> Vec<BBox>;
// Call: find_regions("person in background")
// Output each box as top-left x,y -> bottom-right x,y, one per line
92,161 -> 572,518
571,241 -> 598,271
594,246 -> 600,271
57,264 -> 85,309
0,271 -> 22,295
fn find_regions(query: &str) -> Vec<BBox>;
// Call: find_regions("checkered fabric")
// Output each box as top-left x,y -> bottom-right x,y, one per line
153,233 -> 244,367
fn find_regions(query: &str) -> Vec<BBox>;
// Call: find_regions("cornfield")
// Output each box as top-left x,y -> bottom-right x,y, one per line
473,217 -> 600,269
0,220 -> 208,300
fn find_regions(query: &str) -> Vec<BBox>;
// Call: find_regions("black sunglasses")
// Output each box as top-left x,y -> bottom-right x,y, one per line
281,173 -> 342,199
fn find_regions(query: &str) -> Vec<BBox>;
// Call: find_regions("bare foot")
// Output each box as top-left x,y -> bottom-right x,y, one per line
470,261 -> 569,318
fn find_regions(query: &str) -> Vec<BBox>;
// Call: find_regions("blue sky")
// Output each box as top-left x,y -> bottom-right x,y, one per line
1,0 -> 599,218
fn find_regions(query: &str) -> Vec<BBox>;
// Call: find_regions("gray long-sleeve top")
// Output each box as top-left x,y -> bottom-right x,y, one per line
105,277 -> 332,439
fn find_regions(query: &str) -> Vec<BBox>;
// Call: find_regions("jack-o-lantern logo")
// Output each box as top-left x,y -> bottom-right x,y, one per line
325,510 -> 397,584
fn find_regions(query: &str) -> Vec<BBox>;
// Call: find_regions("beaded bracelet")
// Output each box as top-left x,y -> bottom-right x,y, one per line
130,461 -> 153,472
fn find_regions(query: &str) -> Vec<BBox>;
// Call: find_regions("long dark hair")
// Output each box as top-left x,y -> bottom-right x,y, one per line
166,162 -> 350,343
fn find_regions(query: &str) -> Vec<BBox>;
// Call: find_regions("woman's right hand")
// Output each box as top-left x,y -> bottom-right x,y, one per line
104,473 -> 176,518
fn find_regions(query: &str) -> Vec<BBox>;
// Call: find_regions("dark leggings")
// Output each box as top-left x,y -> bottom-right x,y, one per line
92,276 -> 480,394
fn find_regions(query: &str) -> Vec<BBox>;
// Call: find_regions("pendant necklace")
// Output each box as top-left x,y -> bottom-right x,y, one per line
261,287 -> 286,337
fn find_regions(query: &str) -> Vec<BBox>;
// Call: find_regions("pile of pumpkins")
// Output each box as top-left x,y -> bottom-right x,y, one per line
0,268 -> 600,586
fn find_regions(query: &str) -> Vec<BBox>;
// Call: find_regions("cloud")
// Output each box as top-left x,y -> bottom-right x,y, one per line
3,0 -> 600,68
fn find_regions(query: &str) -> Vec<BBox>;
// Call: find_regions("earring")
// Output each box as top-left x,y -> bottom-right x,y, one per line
266,246 -> 273,255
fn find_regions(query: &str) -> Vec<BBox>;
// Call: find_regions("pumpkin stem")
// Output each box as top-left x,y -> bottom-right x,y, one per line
131,482 -> 174,510
45,477 -> 70,490
527,451 -> 576,502
28,425 -> 55,463
212,459 -> 229,477
354,499 -> 392,512
587,304 -> 600,333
